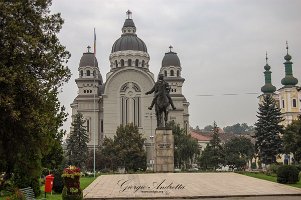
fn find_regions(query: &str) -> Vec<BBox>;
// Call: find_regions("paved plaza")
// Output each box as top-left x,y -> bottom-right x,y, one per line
83,172 -> 301,199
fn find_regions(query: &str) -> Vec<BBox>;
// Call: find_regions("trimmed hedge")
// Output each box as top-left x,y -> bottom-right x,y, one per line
277,165 -> 299,184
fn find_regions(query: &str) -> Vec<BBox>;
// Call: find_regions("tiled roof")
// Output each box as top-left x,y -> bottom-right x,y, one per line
190,131 -> 212,141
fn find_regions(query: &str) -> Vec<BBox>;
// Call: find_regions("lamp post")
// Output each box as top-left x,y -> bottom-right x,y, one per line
150,113 -> 155,171
145,112 -> 154,171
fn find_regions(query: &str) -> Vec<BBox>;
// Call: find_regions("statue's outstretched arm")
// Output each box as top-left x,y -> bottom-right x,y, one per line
145,85 -> 155,95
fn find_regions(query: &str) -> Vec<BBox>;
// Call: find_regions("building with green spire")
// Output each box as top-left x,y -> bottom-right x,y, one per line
259,42 -> 301,127
277,42 -> 300,126
258,43 -> 300,165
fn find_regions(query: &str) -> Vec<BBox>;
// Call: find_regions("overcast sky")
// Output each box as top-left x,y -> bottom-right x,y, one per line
51,0 -> 301,131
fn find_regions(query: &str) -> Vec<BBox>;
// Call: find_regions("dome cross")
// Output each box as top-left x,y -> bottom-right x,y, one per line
265,51 -> 268,64
87,46 -> 91,53
286,41 -> 289,55
126,10 -> 132,19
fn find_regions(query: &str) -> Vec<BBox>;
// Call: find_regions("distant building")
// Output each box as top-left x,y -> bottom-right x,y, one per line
190,130 -> 240,152
258,43 -> 301,126
258,43 -> 300,164
190,131 -> 211,153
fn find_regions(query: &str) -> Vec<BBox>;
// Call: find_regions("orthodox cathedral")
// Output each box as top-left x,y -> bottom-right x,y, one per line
70,11 -> 190,160
259,42 -> 301,127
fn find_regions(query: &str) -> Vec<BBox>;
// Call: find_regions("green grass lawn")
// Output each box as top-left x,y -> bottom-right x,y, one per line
240,171 -> 301,188
0,176 -> 96,200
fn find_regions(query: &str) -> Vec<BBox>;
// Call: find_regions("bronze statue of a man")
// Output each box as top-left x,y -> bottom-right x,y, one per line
145,74 -> 176,110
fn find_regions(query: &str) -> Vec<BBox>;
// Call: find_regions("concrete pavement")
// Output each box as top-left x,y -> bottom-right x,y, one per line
83,172 -> 301,199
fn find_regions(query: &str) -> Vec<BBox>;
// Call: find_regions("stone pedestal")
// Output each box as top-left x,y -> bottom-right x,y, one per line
154,128 -> 174,172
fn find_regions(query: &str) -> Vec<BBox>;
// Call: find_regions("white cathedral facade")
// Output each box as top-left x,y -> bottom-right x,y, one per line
70,12 -> 190,159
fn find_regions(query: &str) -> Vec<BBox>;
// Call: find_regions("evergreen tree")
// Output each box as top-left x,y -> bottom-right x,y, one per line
224,137 -> 254,170
85,148 -> 104,172
199,122 -> 224,170
0,1 -> 70,195
113,123 -> 146,171
42,129 -> 65,170
67,113 -> 89,169
283,115 -> 301,163
167,121 -> 199,169
101,137 -> 119,171
96,124 -> 147,172
255,94 -> 284,164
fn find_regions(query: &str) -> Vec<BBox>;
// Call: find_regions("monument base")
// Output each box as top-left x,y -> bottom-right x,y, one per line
154,128 -> 174,172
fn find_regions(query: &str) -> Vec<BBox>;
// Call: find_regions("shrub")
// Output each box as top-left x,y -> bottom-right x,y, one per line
251,162 -> 257,169
277,165 -> 299,184
62,187 -> 83,200
53,169 -> 64,193
12,165 -> 41,196
266,163 -> 280,176
7,188 -> 25,200
294,164 -> 301,172
41,168 -> 51,177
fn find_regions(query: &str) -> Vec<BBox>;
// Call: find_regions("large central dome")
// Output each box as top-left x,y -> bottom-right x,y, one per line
111,13 -> 147,53
111,34 -> 147,53
109,11 -> 150,73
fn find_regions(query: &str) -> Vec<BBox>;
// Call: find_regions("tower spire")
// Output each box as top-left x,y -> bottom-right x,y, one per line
281,41 -> 298,87
261,52 -> 276,94
169,45 -> 173,52
265,51 -> 268,64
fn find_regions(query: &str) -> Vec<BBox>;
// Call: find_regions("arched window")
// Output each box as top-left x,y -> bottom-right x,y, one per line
164,70 -> 167,76
84,90 -> 86,93
170,70 -> 174,76
121,59 -> 124,67
128,59 -> 132,66
142,60 -> 145,68
115,60 -> 118,67
87,70 -> 90,76
120,83 -> 141,126
177,70 -> 180,77
80,70 -> 83,77
93,70 -> 96,77
135,59 -> 139,67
